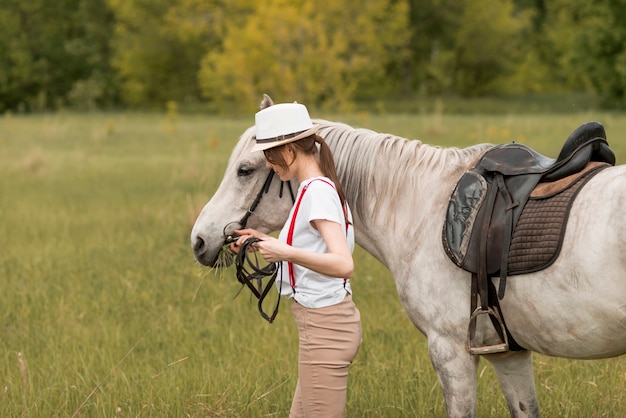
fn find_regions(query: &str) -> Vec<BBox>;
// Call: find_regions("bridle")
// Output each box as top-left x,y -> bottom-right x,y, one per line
223,170 -> 295,242
223,170 -> 295,323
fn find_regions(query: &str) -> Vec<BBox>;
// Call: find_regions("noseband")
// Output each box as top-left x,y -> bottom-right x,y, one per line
225,170 -> 295,323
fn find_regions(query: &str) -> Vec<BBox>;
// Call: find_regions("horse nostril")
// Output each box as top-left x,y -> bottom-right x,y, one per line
193,236 -> 205,254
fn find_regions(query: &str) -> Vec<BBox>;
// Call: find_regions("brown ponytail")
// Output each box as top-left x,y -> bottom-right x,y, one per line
313,135 -> 348,211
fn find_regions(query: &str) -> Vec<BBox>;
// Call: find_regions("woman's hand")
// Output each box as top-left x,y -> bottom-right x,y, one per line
230,222 -> 353,279
230,228 -> 289,262
253,237 -> 290,263
230,228 -> 271,253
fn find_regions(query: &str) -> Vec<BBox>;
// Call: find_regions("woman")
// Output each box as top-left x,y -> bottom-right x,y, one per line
232,101 -> 361,417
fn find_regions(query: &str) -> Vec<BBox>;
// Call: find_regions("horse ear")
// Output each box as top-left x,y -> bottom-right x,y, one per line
260,94 -> 274,109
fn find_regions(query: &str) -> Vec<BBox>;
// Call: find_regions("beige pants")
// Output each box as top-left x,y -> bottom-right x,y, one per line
289,294 -> 362,418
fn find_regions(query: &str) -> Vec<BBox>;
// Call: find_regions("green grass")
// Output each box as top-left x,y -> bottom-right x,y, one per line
1,108 -> 625,417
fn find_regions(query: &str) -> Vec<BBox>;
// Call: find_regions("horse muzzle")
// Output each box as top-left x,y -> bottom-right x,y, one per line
191,230 -> 235,268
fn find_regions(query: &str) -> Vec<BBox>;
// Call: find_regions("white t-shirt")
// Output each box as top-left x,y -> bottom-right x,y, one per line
276,177 -> 355,308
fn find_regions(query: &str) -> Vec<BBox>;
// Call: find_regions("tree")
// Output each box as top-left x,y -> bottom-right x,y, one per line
543,0 -> 626,106
451,0 -> 532,96
198,0 -> 410,111
108,0 -> 186,107
0,0 -> 115,111
107,0 -> 258,108
405,0 -> 463,95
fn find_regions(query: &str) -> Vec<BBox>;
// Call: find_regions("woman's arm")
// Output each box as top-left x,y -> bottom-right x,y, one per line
234,222 -> 353,278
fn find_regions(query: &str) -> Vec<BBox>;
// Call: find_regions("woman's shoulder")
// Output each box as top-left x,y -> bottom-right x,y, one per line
305,176 -> 336,191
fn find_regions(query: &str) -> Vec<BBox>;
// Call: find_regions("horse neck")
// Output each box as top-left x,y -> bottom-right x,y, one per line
321,121 -> 488,265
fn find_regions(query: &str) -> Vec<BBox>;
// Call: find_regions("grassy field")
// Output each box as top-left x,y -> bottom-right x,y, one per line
1,107 -> 625,417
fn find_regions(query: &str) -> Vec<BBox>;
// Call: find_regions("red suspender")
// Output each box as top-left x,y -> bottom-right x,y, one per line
286,182 -> 310,289
286,179 -> 349,291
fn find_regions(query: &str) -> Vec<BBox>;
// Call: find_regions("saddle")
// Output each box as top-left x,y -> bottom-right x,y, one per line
442,121 -> 615,354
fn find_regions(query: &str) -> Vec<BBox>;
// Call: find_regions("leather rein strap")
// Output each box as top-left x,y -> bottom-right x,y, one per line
235,237 -> 281,323
230,170 -> 295,323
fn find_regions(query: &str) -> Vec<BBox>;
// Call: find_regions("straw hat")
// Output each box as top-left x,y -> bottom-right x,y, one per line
250,102 -> 320,152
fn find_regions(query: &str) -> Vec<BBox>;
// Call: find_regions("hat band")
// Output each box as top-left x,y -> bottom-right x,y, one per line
255,129 -> 308,144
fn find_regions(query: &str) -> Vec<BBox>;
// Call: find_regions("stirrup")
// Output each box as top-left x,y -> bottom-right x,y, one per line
467,307 -> 509,355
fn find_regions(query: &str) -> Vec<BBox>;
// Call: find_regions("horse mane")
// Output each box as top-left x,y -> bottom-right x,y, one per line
316,119 -> 490,224
234,117 -> 489,226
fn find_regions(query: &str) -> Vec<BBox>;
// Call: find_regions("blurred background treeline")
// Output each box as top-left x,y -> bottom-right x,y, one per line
1,0 -> 626,113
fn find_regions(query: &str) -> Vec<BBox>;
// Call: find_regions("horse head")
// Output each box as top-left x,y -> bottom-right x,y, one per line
190,95 -> 297,267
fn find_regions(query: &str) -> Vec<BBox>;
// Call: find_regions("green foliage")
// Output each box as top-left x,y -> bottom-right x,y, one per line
198,0 -> 411,111
405,0 -> 462,95
0,0 -> 116,111
107,0 -> 258,108
107,0 -> 193,107
451,0 -> 532,96
2,0 -> 626,110
405,0 -> 533,97
543,0 -> 626,106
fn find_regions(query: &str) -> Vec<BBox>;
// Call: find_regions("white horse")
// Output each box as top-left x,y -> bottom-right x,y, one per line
190,113 -> 626,417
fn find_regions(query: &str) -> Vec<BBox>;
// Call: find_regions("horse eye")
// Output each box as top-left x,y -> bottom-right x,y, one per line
237,166 -> 254,177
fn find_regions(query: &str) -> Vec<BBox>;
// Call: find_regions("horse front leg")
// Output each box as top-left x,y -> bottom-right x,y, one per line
428,333 -> 479,418
486,350 -> 540,418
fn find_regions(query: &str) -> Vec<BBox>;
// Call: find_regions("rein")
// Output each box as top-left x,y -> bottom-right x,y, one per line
234,237 -> 281,323
225,170 -> 295,323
